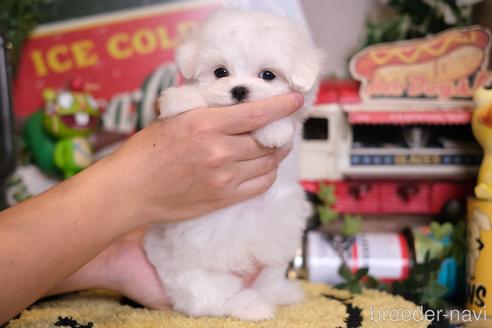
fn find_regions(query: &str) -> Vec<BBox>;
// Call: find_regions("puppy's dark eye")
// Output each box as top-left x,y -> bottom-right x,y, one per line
214,67 -> 229,78
259,70 -> 276,81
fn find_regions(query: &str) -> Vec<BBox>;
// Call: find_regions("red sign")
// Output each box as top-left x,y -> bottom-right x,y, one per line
14,1 -> 219,118
350,26 -> 492,101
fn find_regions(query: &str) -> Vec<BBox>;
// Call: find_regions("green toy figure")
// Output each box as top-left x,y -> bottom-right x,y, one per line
24,79 -> 101,179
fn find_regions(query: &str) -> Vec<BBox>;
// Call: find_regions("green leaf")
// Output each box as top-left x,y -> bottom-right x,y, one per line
316,205 -> 339,224
0,0 -> 44,75
338,264 -> 353,280
430,221 -> 453,240
317,184 -> 336,205
334,282 -> 349,290
420,280 -> 448,309
347,282 -> 362,294
365,276 -> 389,291
341,215 -> 362,237
446,220 -> 467,265
354,267 -> 369,280
361,0 -> 477,48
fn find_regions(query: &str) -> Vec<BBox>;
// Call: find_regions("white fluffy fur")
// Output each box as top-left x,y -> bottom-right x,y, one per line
144,9 -> 322,321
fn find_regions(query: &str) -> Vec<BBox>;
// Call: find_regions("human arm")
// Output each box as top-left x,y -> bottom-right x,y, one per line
0,93 -> 303,324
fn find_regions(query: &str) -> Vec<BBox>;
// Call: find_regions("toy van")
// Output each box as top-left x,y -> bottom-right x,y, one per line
301,80 -> 477,217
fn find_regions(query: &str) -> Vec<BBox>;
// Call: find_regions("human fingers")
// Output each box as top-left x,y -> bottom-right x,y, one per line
232,169 -> 278,202
225,134 -> 276,161
207,93 -> 304,135
233,143 -> 291,184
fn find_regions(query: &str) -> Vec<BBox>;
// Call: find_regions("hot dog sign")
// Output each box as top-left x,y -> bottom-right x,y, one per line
350,26 -> 491,101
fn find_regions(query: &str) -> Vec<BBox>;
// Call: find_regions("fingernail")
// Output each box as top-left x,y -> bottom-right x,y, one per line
293,93 -> 304,108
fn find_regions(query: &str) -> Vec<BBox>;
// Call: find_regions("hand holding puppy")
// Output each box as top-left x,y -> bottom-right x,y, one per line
0,93 -> 302,324
110,93 -> 303,225
161,86 -> 298,148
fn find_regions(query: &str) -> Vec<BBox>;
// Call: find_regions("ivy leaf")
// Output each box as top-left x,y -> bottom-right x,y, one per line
365,275 -> 379,288
316,205 -> 339,224
335,282 -> 349,290
444,220 -> 467,265
341,215 -> 362,237
338,264 -> 353,280
420,280 -> 448,309
317,184 -> 336,205
354,267 -> 369,280
347,282 -> 362,294
365,276 -> 388,291
0,0 -> 45,74
336,265 -> 373,294
430,221 -> 453,241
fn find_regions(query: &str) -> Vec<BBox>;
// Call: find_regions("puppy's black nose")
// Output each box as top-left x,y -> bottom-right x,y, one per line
231,86 -> 249,102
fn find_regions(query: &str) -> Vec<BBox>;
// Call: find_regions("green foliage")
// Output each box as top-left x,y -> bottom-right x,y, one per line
335,265 -> 367,294
335,264 -> 388,294
430,221 -> 453,241
391,252 -> 448,309
420,280 -> 449,309
334,220 -> 466,309
316,183 -> 362,236
0,0 -> 45,74
5,174 -> 32,203
363,0 -> 481,47
318,184 -> 336,205
316,205 -> 339,224
341,215 -> 362,238
316,183 -> 342,225
443,220 -> 467,265
392,221 -> 466,308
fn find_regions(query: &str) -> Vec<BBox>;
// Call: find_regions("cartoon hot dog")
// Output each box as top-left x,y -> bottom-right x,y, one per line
350,26 -> 491,100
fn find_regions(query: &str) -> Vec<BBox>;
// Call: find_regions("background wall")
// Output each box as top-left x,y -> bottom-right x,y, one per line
301,0 -> 492,77
35,0 -> 492,76
300,0 -> 392,78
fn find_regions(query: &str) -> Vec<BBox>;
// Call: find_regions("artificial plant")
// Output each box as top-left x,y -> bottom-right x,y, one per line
0,0 -> 45,75
315,183 -> 467,308
339,221 -> 466,309
363,0 -> 482,48
316,183 -> 362,237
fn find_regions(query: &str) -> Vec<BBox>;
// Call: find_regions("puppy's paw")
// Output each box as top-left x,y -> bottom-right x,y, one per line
159,85 -> 207,119
258,279 -> 304,306
252,117 -> 295,148
226,289 -> 275,321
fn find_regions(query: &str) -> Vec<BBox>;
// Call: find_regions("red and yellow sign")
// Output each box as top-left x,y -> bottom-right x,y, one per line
14,1 -> 219,118
350,26 -> 492,101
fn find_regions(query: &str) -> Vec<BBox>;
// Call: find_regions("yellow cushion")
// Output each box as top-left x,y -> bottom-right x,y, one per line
7,282 -> 431,328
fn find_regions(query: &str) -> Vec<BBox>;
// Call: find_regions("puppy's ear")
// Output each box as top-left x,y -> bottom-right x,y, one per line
290,49 -> 323,92
175,38 -> 198,80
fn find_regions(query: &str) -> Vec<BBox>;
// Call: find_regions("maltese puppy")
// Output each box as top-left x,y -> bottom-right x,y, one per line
144,9 -> 322,321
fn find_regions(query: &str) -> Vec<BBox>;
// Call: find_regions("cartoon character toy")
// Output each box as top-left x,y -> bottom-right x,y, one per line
24,79 -> 101,179
472,86 -> 492,200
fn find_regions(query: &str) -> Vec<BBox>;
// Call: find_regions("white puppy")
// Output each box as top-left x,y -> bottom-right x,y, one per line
144,9 -> 322,321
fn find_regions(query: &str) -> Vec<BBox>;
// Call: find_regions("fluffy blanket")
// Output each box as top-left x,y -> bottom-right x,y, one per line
6,282 -> 437,328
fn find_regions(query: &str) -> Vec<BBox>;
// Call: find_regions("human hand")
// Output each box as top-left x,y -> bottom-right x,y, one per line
72,228 -> 262,310
102,93 -> 304,225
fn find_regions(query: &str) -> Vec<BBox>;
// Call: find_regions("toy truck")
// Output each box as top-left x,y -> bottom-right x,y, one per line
301,80 -> 477,218
300,26 -> 491,219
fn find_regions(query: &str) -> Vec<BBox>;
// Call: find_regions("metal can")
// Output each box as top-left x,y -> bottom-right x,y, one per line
291,231 -> 411,284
